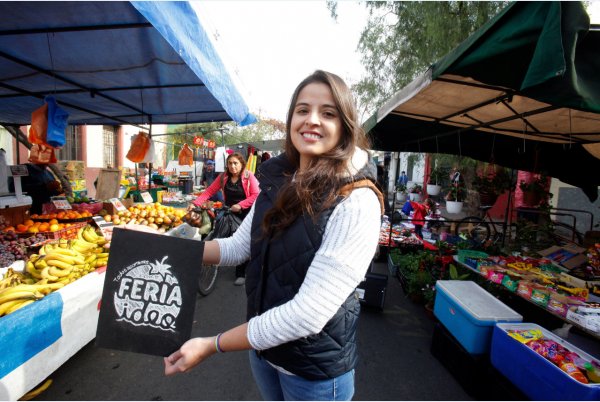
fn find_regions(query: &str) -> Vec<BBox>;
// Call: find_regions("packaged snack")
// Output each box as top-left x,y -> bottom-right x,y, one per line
501,275 -> 519,292
530,286 -> 551,307
517,281 -> 533,300
507,328 -> 544,344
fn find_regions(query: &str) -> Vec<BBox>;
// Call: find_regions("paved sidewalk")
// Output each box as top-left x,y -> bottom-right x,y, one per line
33,261 -> 472,401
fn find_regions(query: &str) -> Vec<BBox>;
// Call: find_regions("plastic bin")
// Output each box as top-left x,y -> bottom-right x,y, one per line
491,323 -> 600,400
434,280 -> 522,354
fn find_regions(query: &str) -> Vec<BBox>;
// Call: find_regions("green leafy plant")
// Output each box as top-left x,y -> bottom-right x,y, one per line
409,183 -> 423,194
449,264 -> 470,280
472,166 -> 513,195
445,184 -> 467,202
396,183 -> 407,193
428,166 -> 447,185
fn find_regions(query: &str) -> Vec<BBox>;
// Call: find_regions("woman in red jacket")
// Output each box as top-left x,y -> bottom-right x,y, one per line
192,152 -> 260,285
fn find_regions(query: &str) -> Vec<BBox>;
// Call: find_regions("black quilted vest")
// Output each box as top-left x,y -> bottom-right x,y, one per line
246,153 -> 377,380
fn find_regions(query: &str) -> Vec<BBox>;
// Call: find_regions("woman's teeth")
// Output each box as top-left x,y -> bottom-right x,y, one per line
302,133 -> 321,140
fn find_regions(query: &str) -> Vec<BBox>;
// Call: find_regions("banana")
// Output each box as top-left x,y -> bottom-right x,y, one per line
41,266 -> 59,282
26,262 -> 44,280
0,300 -> 23,316
45,259 -> 74,271
45,247 -> 81,257
28,254 -> 41,263
82,228 -> 98,243
84,253 -> 97,264
0,289 -> 40,305
20,378 -> 53,401
43,253 -> 84,266
6,299 -> 35,315
95,252 -> 109,259
95,259 -> 108,268
71,238 -> 96,252
48,265 -> 72,278
35,259 -> 48,270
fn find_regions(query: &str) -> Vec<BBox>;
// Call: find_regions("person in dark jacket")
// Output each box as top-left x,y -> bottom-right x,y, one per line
164,71 -> 383,400
8,163 -> 62,214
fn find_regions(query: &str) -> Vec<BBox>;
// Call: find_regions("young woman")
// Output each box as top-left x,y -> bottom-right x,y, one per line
192,152 -> 259,285
165,70 -> 383,400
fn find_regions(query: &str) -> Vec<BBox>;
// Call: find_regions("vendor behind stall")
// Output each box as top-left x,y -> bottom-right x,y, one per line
8,163 -> 63,214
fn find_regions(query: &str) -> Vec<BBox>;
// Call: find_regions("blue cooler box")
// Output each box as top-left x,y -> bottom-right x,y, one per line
491,323 -> 600,400
434,280 -> 522,355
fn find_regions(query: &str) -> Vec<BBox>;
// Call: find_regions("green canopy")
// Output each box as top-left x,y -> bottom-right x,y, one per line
366,1 -> 600,201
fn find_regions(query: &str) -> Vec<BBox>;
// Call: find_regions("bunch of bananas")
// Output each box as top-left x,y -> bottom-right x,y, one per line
0,283 -> 63,316
0,268 -> 35,289
79,225 -> 108,247
0,225 -> 110,318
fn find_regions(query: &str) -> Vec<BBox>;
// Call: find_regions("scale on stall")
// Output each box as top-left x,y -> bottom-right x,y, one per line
0,165 -> 32,208
0,165 -> 33,226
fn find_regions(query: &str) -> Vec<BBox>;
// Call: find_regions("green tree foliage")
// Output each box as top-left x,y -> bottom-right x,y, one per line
164,119 -> 285,160
349,1 -> 507,115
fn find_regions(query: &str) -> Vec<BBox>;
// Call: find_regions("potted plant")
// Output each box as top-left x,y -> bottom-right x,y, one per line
445,182 -> 467,214
409,183 -> 423,202
472,165 -> 513,206
395,183 -> 408,202
519,174 -> 552,206
426,166 -> 445,196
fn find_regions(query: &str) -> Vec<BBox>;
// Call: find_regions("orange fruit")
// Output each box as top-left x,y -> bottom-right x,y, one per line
38,223 -> 50,232
27,226 -> 39,233
49,219 -> 59,225
49,224 -> 60,232
16,224 -> 28,232
24,219 -> 34,227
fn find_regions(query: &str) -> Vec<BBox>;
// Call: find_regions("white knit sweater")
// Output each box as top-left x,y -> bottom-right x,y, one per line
215,185 -> 381,351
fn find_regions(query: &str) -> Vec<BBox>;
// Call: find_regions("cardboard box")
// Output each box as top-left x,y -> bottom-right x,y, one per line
57,160 -> 86,181
491,323 -> 600,400
538,245 -> 588,270
102,198 -> 133,216
434,280 -> 522,355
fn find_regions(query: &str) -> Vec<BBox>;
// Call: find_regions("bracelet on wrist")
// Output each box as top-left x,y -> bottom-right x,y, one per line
215,333 -> 225,353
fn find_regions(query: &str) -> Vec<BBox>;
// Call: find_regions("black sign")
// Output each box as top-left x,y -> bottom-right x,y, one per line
96,228 -> 204,356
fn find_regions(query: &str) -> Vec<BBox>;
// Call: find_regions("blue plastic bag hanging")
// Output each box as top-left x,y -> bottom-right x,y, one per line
44,96 -> 69,148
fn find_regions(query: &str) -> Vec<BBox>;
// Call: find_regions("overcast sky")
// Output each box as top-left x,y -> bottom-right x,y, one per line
192,1 -> 600,123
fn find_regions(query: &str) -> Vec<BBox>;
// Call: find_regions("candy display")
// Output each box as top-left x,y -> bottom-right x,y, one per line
507,328 -> 600,384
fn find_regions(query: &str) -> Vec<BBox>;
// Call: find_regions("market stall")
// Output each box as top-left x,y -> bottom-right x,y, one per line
364,1 -> 600,201
0,1 -> 255,399
368,2 -> 600,396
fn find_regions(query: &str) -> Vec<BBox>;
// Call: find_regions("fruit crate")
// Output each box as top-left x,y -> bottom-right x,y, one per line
39,222 -> 87,240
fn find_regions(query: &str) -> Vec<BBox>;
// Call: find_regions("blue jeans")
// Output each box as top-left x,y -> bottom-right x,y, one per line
249,351 -> 355,401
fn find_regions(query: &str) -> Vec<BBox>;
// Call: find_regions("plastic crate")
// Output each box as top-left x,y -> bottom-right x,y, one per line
434,280 -> 522,355
491,323 -> 600,400
39,222 -> 87,240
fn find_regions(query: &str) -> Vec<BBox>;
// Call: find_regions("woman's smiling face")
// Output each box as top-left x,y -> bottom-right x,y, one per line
290,82 -> 342,170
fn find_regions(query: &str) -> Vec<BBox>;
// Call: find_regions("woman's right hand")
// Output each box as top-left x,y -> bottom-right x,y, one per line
164,337 -> 217,376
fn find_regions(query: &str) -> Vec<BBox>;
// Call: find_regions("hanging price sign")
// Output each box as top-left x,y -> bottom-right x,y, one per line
109,197 -> 127,212
140,192 -> 154,204
207,140 -> 216,148
51,196 -> 72,210
193,136 -> 204,146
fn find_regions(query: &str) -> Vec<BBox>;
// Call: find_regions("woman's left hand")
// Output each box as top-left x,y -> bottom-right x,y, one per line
164,337 -> 216,375
230,204 -> 242,213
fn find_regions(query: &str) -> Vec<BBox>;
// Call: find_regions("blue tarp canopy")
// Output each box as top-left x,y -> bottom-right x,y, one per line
0,1 -> 256,127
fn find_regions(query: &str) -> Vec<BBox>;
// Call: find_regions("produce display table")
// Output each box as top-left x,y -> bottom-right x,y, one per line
453,256 -> 600,341
0,268 -> 106,400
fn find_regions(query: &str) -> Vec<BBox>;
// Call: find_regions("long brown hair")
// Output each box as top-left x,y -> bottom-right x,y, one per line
262,70 -> 370,236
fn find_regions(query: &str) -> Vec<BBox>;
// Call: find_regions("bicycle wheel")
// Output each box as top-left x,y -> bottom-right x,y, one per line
198,264 -> 218,296
455,216 -> 491,245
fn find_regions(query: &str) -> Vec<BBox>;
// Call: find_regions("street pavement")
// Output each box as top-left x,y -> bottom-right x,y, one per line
33,261 -> 472,401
